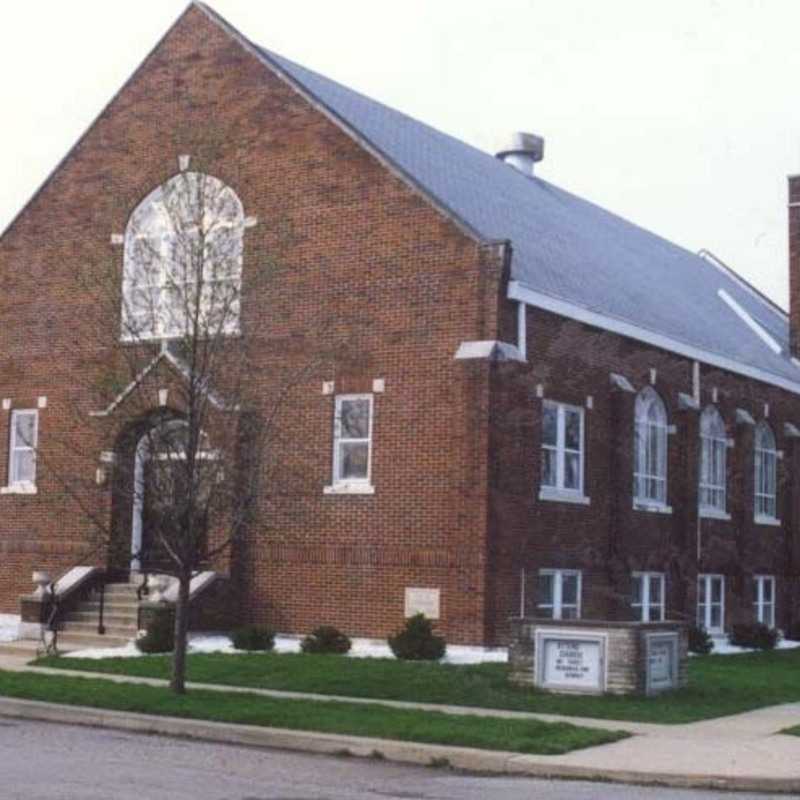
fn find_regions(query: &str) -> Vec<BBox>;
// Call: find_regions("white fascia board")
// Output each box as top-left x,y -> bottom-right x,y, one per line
717,289 -> 782,355
508,281 -> 800,397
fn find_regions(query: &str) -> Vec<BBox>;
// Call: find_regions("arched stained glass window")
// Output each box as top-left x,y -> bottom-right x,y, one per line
122,172 -> 244,340
754,422 -> 778,520
634,387 -> 668,505
699,406 -> 727,512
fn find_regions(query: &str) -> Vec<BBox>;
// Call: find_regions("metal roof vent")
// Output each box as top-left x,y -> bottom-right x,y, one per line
496,132 -> 544,176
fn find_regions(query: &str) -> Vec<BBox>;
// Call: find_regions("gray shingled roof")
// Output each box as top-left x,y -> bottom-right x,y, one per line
244,38 -> 799,391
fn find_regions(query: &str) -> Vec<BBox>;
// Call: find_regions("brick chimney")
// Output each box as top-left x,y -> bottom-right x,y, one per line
790,175 -> 800,357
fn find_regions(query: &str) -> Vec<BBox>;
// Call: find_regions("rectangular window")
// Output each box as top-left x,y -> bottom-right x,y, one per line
632,572 -> 665,622
541,401 -> 584,495
697,574 -> 725,634
332,394 -> 373,487
529,569 -> 582,620
8,409 -> 38,488
754,575 -> 775,627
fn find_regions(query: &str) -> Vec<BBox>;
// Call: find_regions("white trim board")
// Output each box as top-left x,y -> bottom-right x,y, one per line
717,289 -> 781,355
508,281 -> 800,397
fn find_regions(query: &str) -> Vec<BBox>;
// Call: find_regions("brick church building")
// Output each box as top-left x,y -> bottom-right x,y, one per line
0,3 -> 798,646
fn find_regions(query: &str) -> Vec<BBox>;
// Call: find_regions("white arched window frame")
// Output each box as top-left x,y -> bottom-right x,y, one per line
754,422 -> 778,522
633,387 -> 668,507
699,406 -> 727,513
121,172 -> 244,342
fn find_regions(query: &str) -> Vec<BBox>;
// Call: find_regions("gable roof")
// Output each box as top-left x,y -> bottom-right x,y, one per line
9,2 -> 797,395
198,5 -> 799,394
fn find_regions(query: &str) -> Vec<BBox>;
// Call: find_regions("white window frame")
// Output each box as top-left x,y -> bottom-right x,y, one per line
632,572 -> 666,622
697,574 -> 725,634
699,406 -> 727,515
121,173 -> 244,342
633,387 -> 669,509
539,400 -> 588,503
4,409 -> 38,493
536,569 -> 582,620
325,394 -> 375,495
754,422 -> 779,523
754,575 -> 776,628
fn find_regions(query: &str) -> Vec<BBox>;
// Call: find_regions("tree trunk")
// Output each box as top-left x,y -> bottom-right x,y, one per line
170,572 -> 191,694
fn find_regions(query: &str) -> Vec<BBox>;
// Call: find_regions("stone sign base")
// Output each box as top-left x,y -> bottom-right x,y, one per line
509,618 -> 688,695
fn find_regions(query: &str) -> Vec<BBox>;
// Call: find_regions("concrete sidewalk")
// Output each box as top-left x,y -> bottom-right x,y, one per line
0,654 -> 799,792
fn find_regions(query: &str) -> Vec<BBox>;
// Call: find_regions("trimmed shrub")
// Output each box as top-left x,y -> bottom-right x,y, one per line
729,623 -> 779,650
300,625 -> 351,655
231,624 -> 275,652
688,624 -> 713,655
136,610 -> 174,654
388,614 -> 446,661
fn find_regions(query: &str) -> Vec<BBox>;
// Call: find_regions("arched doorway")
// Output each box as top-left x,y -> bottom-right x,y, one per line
130,419 -> 212,574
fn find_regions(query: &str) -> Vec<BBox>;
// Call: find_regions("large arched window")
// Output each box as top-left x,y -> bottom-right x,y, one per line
122,172 -> 244,341
634,387 -> 668,506
754,422 -> 778,521
699,406 -> 727,512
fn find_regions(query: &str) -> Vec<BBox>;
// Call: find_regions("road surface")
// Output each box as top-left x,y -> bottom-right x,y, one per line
0,718 -> 778,799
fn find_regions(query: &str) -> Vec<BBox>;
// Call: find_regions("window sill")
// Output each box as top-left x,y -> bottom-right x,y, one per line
538,488 -> 591,506
324,483 -> 375,496
0,484 -> 37,495
699,507 -> 731,521
633,501 -> 672,514
754,515 -> 781,527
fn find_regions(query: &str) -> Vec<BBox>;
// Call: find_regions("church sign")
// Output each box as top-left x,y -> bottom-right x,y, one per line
645,632 -> 679,694
535,630 -> 607,693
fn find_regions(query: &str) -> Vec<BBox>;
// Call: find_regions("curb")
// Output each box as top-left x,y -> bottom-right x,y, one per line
0,696 -> 798,793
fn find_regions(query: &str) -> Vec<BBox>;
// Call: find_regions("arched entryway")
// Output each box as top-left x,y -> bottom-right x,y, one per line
110,415 -> 212,575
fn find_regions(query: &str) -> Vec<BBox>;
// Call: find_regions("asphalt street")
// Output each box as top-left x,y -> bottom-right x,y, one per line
0,718 -> 781,800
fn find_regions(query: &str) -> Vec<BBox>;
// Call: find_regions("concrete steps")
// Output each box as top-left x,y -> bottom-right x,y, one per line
52,581 -> 141,652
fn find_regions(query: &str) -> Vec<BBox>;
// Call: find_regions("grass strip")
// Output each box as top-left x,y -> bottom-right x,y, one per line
36,646 -> 800,725
0,669 -> 626,755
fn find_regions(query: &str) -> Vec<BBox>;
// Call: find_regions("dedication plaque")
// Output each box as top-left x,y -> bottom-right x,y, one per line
535,631 -> 606,693
404,587 -> 440,619
645,632 -> 678,694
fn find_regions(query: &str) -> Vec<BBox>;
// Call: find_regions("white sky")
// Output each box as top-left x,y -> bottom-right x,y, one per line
3,1 -> 800,308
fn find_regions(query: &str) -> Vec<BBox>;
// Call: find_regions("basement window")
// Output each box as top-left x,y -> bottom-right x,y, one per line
535,569 -> 582,620
632,572 -> 665,622
754,575 -> 775,627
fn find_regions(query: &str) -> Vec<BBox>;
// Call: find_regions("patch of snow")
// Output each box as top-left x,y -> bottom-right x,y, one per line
65,640 -> 143,659
691,636 -> 800,656
0,614 -> 20,643
62,632 -> 509,664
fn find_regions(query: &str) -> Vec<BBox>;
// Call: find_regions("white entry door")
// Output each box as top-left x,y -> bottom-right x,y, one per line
697,574 -> 725,634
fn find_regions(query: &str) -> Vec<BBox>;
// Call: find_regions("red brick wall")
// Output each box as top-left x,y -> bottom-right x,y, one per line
0,6 -> 503,644
1,5 -> 797,649
488,306 -> 800,643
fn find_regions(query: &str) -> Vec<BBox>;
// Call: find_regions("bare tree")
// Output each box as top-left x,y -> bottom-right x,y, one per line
24,141 -> 341,693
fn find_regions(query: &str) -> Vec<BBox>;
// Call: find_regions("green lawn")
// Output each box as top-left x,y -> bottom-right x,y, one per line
0,670 -> 625,755
34,646 -> 800,724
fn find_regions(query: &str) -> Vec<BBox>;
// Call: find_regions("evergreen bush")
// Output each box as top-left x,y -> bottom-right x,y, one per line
300,625 -> 352,654
688,624 -> 714,655
231,624 -> 275,652
388,614 -> 446,661
136,609 -> 174,654
729,623 -> 779,650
